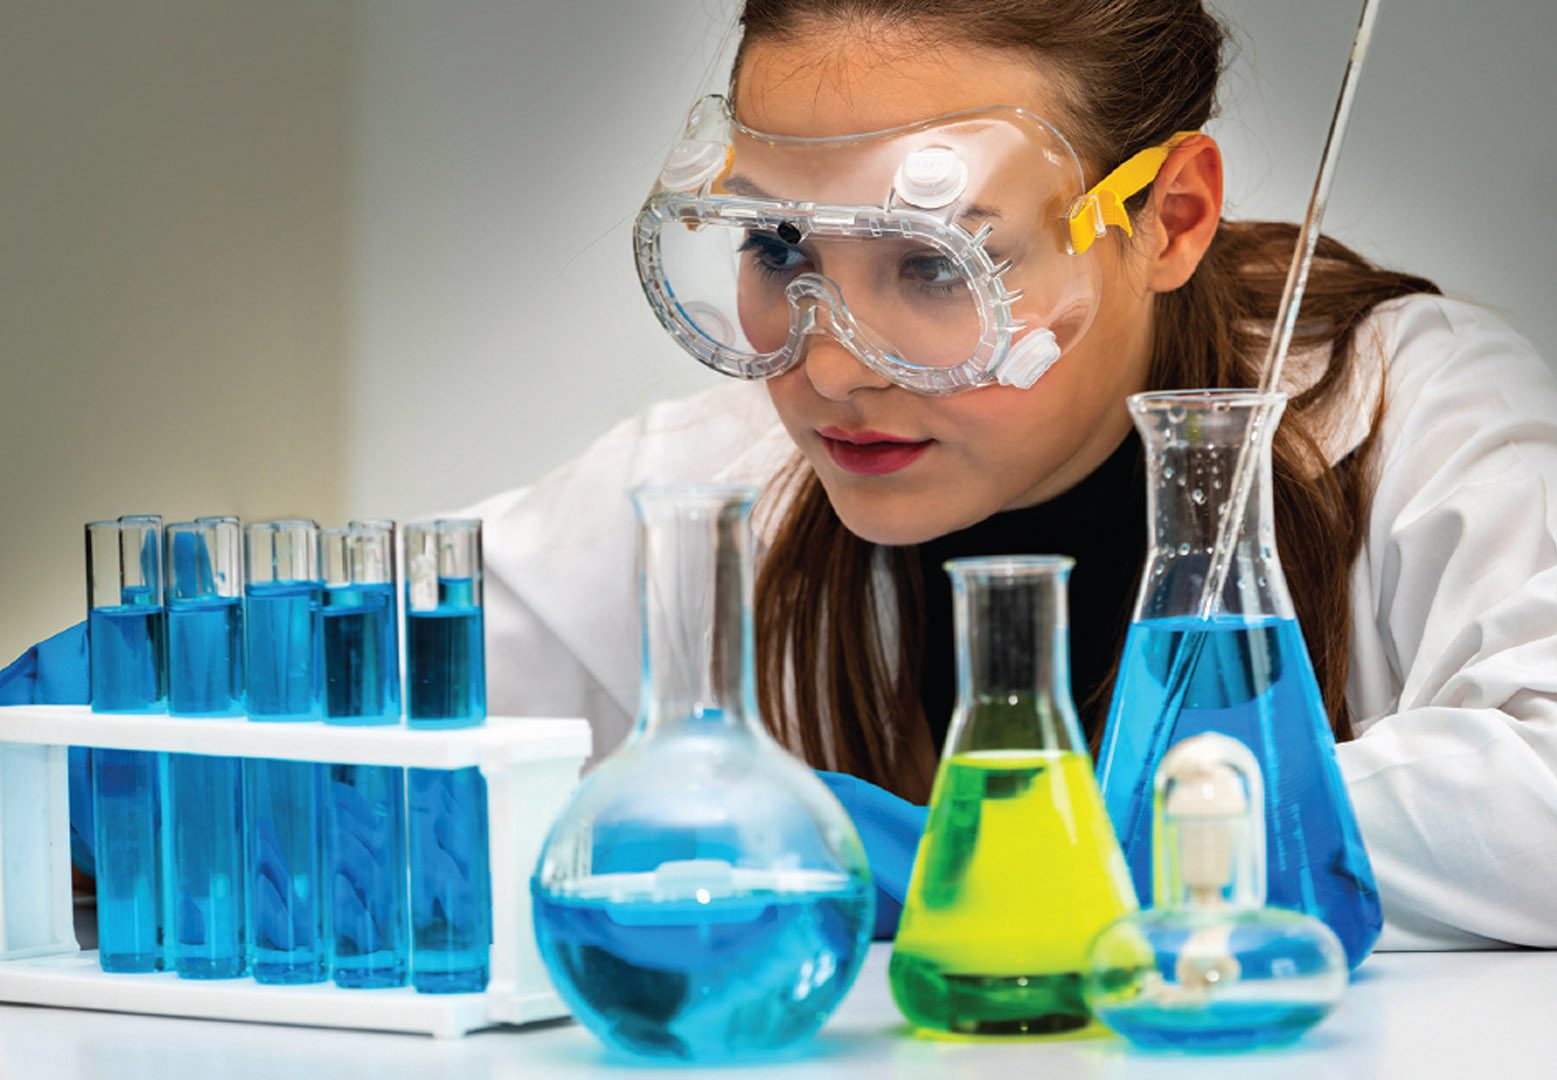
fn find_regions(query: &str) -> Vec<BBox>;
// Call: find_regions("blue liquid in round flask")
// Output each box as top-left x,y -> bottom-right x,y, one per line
531,485 -> 875,1063
1096,390 -> 1380,969
1086,733 -> 1348,1049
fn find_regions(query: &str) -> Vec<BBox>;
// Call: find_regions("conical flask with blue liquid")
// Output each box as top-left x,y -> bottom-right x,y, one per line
1096,390 -> 1381,968
531,485 -> 874,1062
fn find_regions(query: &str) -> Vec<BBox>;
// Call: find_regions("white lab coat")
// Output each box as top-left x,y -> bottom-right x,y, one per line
468,294 -> 1557,952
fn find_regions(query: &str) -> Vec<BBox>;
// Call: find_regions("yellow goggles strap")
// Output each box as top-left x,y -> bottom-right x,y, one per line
1066,131 -> 1201,254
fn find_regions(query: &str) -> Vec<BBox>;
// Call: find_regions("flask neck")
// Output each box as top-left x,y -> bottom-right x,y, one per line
1128,391 -> 1294,622
633,486 -> 762,738
946,557 -> 1083,755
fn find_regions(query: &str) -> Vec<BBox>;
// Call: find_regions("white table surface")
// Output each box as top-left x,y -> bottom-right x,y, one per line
2,943 -> 1554,1079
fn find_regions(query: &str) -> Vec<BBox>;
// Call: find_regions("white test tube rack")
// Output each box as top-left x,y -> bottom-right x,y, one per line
0,705 -> 590,1039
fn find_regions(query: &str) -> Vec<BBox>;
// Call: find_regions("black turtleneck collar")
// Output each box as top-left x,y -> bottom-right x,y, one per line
910,434 -> 1148,753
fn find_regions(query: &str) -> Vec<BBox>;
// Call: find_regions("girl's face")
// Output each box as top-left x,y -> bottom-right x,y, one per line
735,37 -> 1163,546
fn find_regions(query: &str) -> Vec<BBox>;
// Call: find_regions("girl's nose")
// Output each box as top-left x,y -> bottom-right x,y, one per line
798,335 -> 893,401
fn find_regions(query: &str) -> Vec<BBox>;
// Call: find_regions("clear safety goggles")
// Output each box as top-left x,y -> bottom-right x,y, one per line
634,95 -> 1194,395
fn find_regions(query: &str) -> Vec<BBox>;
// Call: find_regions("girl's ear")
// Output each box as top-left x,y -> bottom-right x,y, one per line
1140,135 -> 1224,293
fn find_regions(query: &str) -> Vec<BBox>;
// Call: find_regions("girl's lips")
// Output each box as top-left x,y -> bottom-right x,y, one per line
817,427 -> 933,476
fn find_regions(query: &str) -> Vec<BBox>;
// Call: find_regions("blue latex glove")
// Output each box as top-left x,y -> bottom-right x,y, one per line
817,770 -> 928,940
0,621 -> 94,875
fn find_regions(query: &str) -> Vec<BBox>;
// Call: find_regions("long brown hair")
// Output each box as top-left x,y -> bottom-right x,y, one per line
741,0 -> 1440,802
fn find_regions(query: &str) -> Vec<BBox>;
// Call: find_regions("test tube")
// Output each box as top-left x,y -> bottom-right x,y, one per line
87,516 -> 167,712
165,518 -> 247,979
244,520 -> 328,984
321,525 -> 399,724
166,518 -> 244,716
350,519 -> 402,717
86,515 -> 170,972
244,519 -> 322,721
322,524 -> 408,988
405,519 -> 490,993
404,520 -> 485,727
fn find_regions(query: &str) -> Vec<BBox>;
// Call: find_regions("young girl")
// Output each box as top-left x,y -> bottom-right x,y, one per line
470,0 -> 1557,953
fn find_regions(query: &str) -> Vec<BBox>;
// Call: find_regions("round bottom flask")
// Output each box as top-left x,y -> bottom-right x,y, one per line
1085,734 -> 1347,1049
531,486 -> 874,1062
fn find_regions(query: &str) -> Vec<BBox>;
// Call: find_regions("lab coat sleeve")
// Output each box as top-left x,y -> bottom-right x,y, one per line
478,509 -> 636,760
464,381 -> 794,762
1339,298 -> 1557,950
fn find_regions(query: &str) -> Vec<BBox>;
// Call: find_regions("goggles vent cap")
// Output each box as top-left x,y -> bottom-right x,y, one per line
660,139 -> 727,192
989,328 -> 1062,389
894,146 -> 969,209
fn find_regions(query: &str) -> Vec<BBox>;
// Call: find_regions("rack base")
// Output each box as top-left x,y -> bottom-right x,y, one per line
0,706 -> 592,1038
0,950 -> 567,1039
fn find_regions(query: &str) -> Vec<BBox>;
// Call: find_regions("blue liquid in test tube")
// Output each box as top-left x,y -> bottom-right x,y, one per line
328,763 -> 408,988
244,520 -> 329,984
407,768 -> 490,993
165,518 -> 247,979
323,582 -> 398,722
87,515 -> 170,973
322,523 -> 408,988
349,520 -> 403,717
406,575 -> 484,727
88,588 -> 166,712
92,749 -> 170,972
167,751 -> 247,979
245,581 -> 321,720
406,519 -> 491,993
247,758 -> 327,983
167,596 -> 245,716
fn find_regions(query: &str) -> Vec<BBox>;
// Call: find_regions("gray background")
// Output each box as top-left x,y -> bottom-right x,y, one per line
2,0 -> 1553,661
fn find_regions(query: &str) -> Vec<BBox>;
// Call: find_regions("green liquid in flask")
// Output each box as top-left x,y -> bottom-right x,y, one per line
890,749 -> 1137,1035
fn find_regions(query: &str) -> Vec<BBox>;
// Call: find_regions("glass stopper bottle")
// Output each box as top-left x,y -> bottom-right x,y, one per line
1085,733 -> 1347,1048
531,484 -> 874,1062
889,556 -> 1137,1036
1096,390 -> 1381,968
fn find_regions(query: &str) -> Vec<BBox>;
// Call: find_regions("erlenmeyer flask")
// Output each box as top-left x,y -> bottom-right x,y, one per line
889,557 -> 1137,1036
531,485 -> 874,1062
1096,390 -> 1381,969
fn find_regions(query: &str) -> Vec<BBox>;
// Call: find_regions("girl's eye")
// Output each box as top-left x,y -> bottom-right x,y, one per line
900,252 -> 963,294
739,232 -> 809,277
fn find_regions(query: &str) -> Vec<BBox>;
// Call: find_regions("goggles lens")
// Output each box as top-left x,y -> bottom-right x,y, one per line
658,219 -> 983,368
636,97 -> 1105,393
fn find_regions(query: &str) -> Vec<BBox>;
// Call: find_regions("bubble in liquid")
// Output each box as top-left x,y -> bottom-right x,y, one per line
1164,465 -> 1176,479
1177,543 -> 1190,556
1191,488 -> 1206,505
